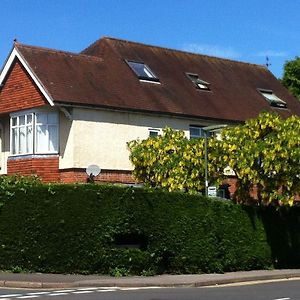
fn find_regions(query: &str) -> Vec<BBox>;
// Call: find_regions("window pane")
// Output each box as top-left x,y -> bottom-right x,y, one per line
48,125 -> 58,152
19,126 -> 26,154
36,125 -> 48,153
190,127 -> 201,136
12,128 -> 17,154
12,117 -> 17,127
190,127 -> 206,139
127,61 -> 157,80
27,126 -> 33,153
27,114 -> 32,124
19,115 -> 25,126
149,130 -> 159,137
36,113 -> 47,124
47,113 -> 58,124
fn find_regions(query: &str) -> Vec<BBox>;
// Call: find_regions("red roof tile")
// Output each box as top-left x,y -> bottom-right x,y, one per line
14,37 -> 300,122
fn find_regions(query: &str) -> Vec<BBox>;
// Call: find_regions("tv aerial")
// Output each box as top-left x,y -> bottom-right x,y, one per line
265,56 -> 271,69
86,164 -> 101,183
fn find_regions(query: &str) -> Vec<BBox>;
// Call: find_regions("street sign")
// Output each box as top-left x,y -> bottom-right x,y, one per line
208,186 -> 217,197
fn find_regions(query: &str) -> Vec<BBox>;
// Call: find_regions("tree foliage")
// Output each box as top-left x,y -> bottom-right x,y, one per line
128,113 -> 300,205
217,112 -> 300,205
128,127 -> 222,193
282,56 -> 300,100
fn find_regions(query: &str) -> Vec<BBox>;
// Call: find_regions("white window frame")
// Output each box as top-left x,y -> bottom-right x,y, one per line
10,113 -> 34,155
10,109 -> 59,156
189,126 -> 206,139
258,89 -> 287,108
186,73 -> 211,91
148,128 -> 160,137
126,60 -> 160,83
35,112 -> 59,154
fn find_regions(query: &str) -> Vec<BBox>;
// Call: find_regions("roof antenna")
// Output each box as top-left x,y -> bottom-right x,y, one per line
265,56 -> 271,68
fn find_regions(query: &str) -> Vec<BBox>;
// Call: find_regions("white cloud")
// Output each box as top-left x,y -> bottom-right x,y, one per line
182,43 -> 241,59
255,50 -> 288,57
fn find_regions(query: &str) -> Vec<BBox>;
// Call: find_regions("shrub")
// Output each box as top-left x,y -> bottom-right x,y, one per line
0,182 -> 298,274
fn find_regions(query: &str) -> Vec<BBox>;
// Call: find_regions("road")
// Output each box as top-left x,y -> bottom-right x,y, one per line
0,279 -> 299,300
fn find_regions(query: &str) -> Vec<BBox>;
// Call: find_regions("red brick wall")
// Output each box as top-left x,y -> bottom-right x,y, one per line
0,59 -> 47,113
60,168 -> 136,184
7,156 -> 60,182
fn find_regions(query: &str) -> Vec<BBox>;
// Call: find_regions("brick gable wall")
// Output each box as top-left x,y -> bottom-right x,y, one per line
0,59 -> 47,113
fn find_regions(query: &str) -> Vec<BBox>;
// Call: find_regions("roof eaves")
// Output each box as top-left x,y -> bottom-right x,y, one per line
54,100 -> 244,124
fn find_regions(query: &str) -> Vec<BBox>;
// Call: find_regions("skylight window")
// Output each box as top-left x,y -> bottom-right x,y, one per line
126,61 -> 159,82
186,73 -> 210,91
258,89 -> 287,108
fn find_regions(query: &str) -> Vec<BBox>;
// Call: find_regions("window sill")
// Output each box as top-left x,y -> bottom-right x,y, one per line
8,153 -> 59,160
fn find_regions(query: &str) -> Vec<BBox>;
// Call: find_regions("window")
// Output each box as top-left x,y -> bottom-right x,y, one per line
186,73 -> 210,91
126,61 -> 159,82
149,129 -> 159,137
10,111 -> 58,155
189,126 -> 207,139
258,89 -> 287,108
11,114 -> 33,155
35,113 -> 58,153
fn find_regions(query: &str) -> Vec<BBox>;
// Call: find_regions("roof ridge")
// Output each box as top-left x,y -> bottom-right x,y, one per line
102,36 -> 267,69
15,43 -> 103,62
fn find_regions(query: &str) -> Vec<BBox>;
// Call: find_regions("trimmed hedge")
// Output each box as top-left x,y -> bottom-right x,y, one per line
0,183 -> 299,275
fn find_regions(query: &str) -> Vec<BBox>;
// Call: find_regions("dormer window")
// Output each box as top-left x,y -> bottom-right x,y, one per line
126,60 -> 159,82
186,73 -> 210,91
258,89 -> 287,108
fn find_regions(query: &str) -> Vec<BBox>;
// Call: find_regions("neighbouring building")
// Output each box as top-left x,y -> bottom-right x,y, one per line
0,37 -> 299,183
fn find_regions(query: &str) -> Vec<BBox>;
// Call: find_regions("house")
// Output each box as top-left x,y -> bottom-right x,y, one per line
0,37 -> 299,183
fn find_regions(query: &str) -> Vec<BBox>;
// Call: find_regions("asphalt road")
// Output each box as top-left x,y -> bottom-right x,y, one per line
0,279 -> 299,300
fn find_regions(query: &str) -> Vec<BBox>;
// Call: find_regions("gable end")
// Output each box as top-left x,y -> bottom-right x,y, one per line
0,59 -> 48,113
0,47 -> 54,109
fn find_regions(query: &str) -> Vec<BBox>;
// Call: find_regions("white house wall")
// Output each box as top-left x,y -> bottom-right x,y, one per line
69,107 -> 218,171
0,117 -> 10,174
59,111 -> 75,169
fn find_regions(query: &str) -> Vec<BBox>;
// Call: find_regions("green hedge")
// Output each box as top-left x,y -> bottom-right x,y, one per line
0,183 -> 299,275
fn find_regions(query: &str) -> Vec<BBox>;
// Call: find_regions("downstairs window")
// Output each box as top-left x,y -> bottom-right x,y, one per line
10,111 -> 59,155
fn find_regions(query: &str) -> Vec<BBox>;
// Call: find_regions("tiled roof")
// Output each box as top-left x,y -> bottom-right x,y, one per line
14,37 -> 300,122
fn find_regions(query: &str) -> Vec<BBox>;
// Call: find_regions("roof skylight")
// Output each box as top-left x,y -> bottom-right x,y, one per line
126,61 -> 159,82
258,89 -> 287,108
186,73 -> 210,91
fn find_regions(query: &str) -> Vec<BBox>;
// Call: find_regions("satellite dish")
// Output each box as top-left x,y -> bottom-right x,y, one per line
86,164 -> 101,177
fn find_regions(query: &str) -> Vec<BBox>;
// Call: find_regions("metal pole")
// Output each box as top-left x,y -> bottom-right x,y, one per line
204,131 -> 208,197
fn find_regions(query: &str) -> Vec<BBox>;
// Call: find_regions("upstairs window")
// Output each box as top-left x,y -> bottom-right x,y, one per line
10,111 -> 59,155
126,61 -> 159,82
186,73 -> 210,91
258,89 -> 287,108
189,126 -> 207,139
149,128 -> 160,137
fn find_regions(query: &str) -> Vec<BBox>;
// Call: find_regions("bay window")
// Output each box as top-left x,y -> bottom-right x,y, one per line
10,111 -> 59,155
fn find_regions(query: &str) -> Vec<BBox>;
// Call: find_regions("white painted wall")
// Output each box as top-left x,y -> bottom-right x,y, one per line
59,111 -> 75,169
62,107 -> 220,171
0,117 -> 10,174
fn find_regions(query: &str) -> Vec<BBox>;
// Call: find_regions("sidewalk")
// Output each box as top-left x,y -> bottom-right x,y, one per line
0,269 -> 300,289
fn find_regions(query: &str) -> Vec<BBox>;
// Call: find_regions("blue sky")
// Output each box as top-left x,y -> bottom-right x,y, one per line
0,0 -> 299,78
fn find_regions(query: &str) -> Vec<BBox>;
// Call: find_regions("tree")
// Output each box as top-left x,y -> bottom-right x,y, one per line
128,127 -> 222,193
215,112 -> 300,205
128,113 -> 300,205
282,56 -> 300,100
